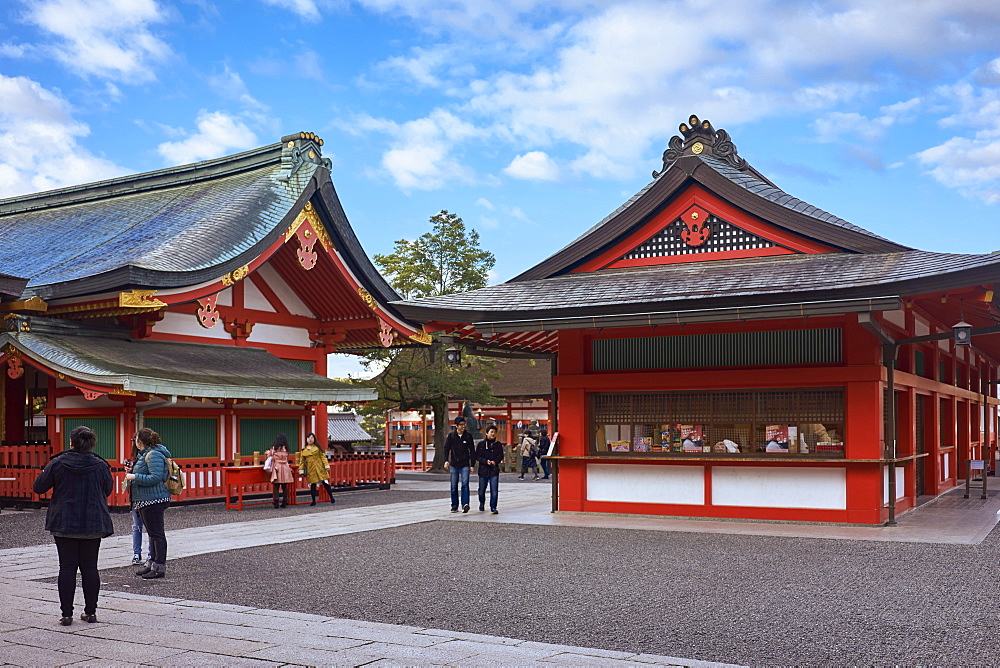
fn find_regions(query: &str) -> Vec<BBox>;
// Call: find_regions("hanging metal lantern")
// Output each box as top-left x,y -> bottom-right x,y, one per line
953,320 -> 972,346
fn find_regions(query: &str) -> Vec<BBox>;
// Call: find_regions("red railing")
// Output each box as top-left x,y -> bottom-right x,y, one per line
0,449 -> 395,509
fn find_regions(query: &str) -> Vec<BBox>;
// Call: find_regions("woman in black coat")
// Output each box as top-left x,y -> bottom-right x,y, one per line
33,425 -> 114,626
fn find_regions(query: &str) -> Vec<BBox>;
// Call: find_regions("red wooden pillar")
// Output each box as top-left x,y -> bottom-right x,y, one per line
4,370 -> 25,443
925,392 -> 942,495
897,388 -> 916,501
845,380 -> 885,521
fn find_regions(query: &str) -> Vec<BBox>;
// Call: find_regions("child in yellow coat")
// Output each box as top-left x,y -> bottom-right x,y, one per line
299,432 -> 336,506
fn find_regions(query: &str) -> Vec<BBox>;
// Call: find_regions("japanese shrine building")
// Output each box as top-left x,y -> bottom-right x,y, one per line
394,116 -> 1000,525
0,133 -> 427,475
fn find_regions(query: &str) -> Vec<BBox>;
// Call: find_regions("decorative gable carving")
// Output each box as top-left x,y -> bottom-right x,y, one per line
621,209 -> 777,262
653,114 -> 748,178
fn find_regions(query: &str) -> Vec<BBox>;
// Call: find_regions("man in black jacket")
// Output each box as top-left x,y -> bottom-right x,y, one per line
475,424 -> 504,514
444,416 -> 475,513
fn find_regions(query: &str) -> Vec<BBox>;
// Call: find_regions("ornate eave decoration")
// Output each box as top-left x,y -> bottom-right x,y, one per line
220,265 -> 250,286
277,131 -> 332,183
0,296 -> 47,314
652,114 -> 749,179
286,202 -> 335,271
119,289 -> 167,309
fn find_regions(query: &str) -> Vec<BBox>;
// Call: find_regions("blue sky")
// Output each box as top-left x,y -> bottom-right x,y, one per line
3,1 -> 1000,377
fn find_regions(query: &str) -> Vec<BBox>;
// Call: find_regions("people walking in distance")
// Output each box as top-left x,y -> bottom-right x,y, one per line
538,429 -> 552,479
476,424 -> 503,514
518,430 -> 540,480
123,440 -> 148,565
33,425 -> 114,626
267,433 -> 295,508
124,427 -> 172,579
299,432 -> 336,506
444,416 -> 476,513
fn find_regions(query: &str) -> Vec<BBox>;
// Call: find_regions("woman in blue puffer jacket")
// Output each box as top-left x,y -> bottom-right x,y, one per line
124,427 -> 172,579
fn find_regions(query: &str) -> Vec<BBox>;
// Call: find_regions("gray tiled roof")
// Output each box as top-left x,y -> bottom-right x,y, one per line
697,156 -> 895,244
513,144 -> 907,282
395,250 -> 1000,321
327,413 -> 374,442
0,143 -> 317,300
1,320 -> 375,402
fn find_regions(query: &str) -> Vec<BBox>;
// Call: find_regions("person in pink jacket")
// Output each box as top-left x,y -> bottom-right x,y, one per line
266,433 -> 295,508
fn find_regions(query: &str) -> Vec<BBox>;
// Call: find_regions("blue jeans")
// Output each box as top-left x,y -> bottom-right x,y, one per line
449,466 -> 470,509
130,508 -> 145,558
478,475 -> 498,511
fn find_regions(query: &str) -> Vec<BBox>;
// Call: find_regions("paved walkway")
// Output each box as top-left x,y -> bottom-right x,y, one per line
2,477 -> 997,667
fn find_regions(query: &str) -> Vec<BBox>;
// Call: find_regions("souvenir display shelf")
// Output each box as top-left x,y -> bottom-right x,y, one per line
590,388 -> 846,457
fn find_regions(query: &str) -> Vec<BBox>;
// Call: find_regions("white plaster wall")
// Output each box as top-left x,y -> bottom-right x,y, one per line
939,338 -> 950,352
883,310 -> 905,330
712,466 -> 847,510
244,280 -> 276,312
56,395 -> 118,409
882,464 -> 906,503
586,464 -> 705,505
217,288 -> 232,306
914,316 -> 930,337
247,323 -> 312,347
257,263 -> 314,317
944,454 -> 950,479
155,311 -> 231,340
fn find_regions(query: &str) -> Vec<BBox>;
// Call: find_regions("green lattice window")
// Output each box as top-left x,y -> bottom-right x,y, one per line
62,417 -> 116,461
145,417 -> 218,459
239,418 -> 301,455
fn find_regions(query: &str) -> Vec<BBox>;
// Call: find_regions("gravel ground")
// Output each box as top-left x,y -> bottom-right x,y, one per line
14,473 -> 993,666
0,485 -> 441,550
88,516 -> 1000,666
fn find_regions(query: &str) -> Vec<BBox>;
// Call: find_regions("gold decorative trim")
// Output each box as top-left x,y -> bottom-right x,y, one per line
0,296 -> 47,313
286,202 -> 333,252
220,265 -> 249,286
409,331 -> 433,345
46,299 -> 119,315
61,307 -> 163,319
357,287 -> 377,311
119,290 -> 167,308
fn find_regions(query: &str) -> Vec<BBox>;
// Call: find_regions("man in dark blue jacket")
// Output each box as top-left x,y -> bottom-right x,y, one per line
476,424 -> 504,514
443,416 -> 475,513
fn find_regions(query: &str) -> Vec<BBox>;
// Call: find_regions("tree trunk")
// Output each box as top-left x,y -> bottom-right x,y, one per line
427,396 -> 449,473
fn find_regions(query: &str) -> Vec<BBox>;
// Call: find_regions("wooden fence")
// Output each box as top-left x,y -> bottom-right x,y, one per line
0,443 -> 394,509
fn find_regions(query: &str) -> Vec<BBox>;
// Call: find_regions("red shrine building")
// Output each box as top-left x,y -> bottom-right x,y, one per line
394,116 -> 1000,525
0,133 -> 428,491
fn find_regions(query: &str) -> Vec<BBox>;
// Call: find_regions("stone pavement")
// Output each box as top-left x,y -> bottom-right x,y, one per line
2,476 -> 997,667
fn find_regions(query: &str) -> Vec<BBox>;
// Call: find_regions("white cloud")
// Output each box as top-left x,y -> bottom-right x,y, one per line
475,197 -> 495,210
208,66 -> 268,111
504,151 -> 560,181
916,137 -> 1000,203
357,0 -> 592,45
157,111 -> 259,166
353,1 -> 1000,187
812,98 -> 922,145
0,75 -> 127,198
352,110 -> 485,190
259,0 -> 321,21
915,84 -> 1000,203
24,0 -> 171,83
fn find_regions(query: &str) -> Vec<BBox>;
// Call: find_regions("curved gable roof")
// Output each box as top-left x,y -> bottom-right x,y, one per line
0,139 -> 320,300
513,116 -> 908,282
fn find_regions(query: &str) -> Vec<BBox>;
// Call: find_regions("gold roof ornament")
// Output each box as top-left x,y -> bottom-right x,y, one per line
119,290 -> 167,308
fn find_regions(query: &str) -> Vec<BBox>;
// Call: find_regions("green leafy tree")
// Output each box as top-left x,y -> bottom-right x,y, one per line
369,210 -> 500,472
375,210 -> 495,299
